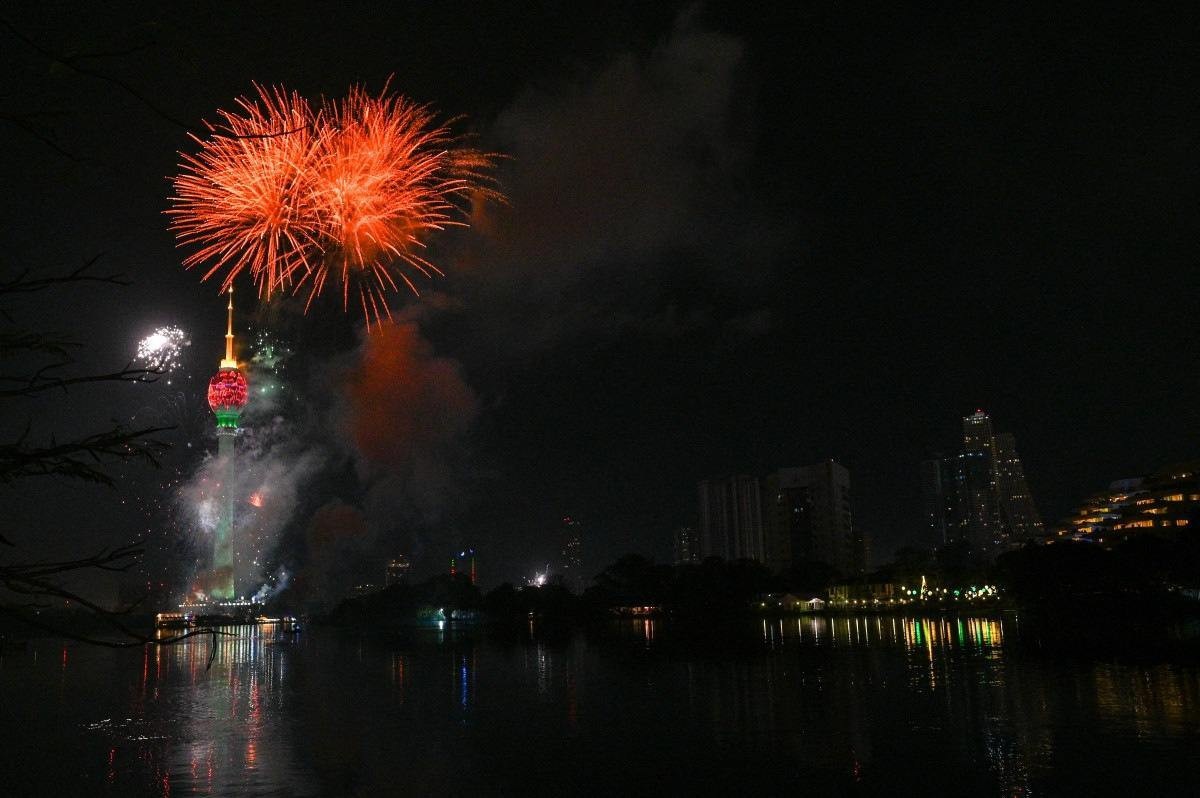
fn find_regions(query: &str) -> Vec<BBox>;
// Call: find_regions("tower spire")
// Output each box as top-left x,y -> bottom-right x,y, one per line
221,285 -> 237,369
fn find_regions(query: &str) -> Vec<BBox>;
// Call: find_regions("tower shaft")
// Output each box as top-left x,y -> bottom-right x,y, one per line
211,427 -> 237,600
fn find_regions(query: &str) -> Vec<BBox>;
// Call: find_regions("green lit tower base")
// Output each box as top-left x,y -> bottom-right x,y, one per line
205,288 -> 248,601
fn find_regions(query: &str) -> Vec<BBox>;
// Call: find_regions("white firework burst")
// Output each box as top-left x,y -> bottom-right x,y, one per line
136,326 -> 190,376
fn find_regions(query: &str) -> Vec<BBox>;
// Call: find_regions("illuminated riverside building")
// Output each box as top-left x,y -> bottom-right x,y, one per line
698,475 -> 764,561
1049,464 -> 1200,545
206,289 -> 248,600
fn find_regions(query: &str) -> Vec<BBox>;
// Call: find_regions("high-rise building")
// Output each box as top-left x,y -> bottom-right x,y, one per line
205,288 -> 248,600
962,409 -> 995,454
762,461 -> 862,576
928,410 -> 1042,558
992,432 -> 1044,540
450,549 -> 477,584
385,556 -> 411,587
919,457 -> 957,547
560,516 -> 584,591
762,469 -> 811,571
698,475 -> 764,561
956,411 -> 1002,553
673,526 -> 700,564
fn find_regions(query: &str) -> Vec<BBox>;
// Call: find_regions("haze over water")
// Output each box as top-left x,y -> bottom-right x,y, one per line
2,615 -> 1199,796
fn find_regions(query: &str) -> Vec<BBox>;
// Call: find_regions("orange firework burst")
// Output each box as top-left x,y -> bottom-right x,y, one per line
168,82 -> 499,322
168,85 -> 324,297
305,85 -> 491,320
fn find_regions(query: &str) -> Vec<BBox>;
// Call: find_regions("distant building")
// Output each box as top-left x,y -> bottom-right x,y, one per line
925,410 -> 1043,559
1049,464 -> 1200,546
828,581 -> 896,604
993,432 -> 1044,541
762,469 -> 812,572
673,526 -> 700,565
385,556 -> 411,587
762,461 -> 863,577
919,456 -> 956,547
957,410 -> 1003,552
450,548 -> 477,584
560,517 -> 584,591
1048,478 -> 1142,543
698,475 -> 764,561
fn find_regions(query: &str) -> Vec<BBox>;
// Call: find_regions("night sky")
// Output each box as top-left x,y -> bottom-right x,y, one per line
3,3 -> 1199,592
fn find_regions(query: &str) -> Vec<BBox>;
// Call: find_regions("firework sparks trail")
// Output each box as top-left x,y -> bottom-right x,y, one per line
168,81 -> 501,323
136,326 -> 190,377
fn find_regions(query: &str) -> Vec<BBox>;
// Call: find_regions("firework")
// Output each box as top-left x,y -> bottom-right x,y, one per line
168,82 -> 500,322
136,326 -> 190,377
168,85 -> 324,297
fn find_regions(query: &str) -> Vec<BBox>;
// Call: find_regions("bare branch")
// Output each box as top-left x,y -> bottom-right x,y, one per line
0,255 -> 128,297
65,40 -> 159,62
0,111 -> 90,162
0,17 -> 191,130
0,329 -> 81,358
0,364 -> 161,397
212,123 -> 313,141
0,541 -> 232,666
0,253 -> 200,653
0,606 -> 230,656
5,541 -> 144,580
0,424 -> 171,486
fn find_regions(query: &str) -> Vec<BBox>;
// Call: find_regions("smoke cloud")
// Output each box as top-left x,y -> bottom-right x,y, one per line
452,8 -> 780,353
169,318 -> 480,606
173,347 -> 330,601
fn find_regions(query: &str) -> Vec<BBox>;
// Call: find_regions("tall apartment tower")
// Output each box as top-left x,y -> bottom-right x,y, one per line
962,409 -> 996,454
698,475 -> 764,562
559,517 -> 584,592
762,461 -> 863,576
992,433 -> 1044,540
919,457 -> 955,547
928,410 -> 1043,557
762,469 -> 812,571
673,526 -> 700,564
957,410 -> 1003,552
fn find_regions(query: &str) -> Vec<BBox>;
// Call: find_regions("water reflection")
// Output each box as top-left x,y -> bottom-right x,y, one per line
1,615 -> 1198,795
750,613 -> 1007,653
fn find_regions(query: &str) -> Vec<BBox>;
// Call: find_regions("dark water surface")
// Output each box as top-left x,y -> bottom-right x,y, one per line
2,614 -> 1200,796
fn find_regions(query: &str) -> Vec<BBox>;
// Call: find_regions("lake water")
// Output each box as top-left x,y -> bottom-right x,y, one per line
2,614 -> 1199,796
